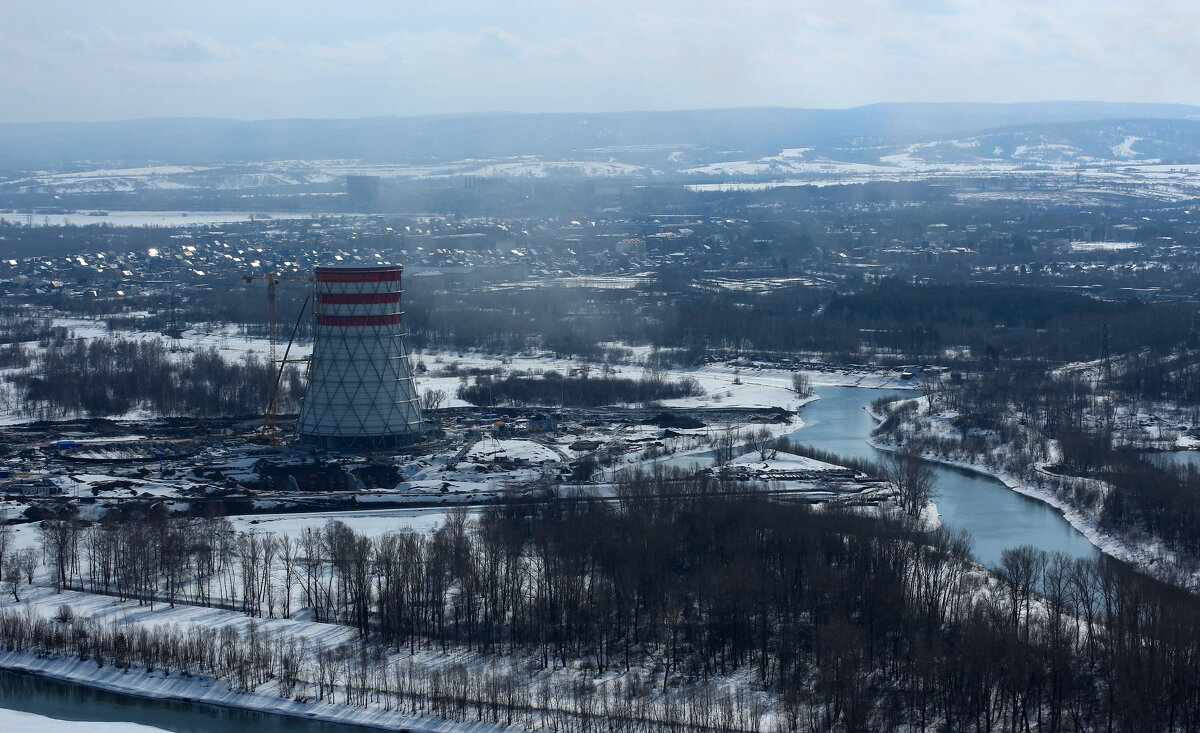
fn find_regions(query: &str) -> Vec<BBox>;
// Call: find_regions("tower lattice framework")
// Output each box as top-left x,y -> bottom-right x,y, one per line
297,264 -> 425,449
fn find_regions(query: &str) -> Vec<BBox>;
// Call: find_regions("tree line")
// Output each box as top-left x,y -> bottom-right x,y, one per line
4,337 -> 303,419
399,278 -> 1194,368
8,473 -> 1200,730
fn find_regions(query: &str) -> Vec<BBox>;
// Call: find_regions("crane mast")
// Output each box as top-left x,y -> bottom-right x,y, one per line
244,272 -> 312,441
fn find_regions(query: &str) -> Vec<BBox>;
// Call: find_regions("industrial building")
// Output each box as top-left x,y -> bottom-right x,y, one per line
296,264 -> 426,449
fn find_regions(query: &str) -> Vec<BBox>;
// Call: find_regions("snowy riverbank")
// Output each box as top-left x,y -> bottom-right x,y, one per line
866,405 -> 1199,586
0,650 -> 517,733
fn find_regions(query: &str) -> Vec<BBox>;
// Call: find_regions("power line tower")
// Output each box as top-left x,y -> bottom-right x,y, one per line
1101,312 -> 1111,379
163,289 -> 184,343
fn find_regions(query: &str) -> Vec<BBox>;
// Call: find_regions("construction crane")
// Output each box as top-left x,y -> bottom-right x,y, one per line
243,273 -> 310,363
244,272 -> 312,441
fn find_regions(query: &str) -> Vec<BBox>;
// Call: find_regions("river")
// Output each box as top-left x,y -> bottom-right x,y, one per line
788,386 -> 1100,568
0,667 -> 375,733
0,385 -> 1101,731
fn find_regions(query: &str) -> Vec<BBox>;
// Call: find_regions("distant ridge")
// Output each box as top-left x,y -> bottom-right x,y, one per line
2,102 -> 1200,168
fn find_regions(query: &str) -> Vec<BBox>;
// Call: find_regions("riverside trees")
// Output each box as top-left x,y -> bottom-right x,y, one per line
8,474 -> 1200,730
881,449 -> 936,517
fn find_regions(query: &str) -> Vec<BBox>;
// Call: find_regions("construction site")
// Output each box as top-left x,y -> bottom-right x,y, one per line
0,262 -> 896,523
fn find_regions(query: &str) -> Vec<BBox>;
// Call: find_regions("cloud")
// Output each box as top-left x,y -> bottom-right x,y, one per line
1,0 -> 1199,122
474,28 -> 523,59
144,30 -> 238,63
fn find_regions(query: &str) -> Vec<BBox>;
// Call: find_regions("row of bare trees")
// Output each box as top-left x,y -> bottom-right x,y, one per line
11,474 -> 1200,730
0,605 -> 778,732
6,337 -> 303,418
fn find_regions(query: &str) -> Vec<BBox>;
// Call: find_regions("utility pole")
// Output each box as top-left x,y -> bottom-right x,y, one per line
1101,312 -> 1111,379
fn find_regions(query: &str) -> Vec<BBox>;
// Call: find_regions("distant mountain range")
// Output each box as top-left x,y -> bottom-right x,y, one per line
7,103 -> 1200,206
683,119 -> 1200,177
3,102 -> 1200,170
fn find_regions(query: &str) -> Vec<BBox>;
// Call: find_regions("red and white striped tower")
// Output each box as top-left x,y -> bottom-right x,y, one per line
297,264 -> 425,449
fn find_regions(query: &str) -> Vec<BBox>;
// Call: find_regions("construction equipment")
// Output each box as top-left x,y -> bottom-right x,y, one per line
162,290 -> 184,340
244,272 -> 313,441
243,273 -> 311,364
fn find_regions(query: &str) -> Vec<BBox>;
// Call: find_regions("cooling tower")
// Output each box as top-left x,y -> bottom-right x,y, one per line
297,264 -> 426,449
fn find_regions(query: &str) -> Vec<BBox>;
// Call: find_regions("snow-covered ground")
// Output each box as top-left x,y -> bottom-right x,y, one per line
2,321 -> 899,423
413,348 -> 904,411
0,318 -> 306,424
0,359 -> 909,730
685,161 -> 1200,202
465,438 -> 559,464
726,450 -> 845,473
227,507 -> 453,537
0,649 -> 516,733
0,587 -> 474,733
0,709 -> 168,733
0,582 -> 768,733
0,211 -> 334,227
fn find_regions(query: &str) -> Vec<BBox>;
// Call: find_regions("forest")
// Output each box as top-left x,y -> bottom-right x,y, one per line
2,337 -> 303,419
5,470 -> 1200,731
401,278 -> 1194,367
34,272 -> 1183,371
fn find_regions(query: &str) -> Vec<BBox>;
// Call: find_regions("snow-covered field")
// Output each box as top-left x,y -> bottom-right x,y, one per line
725,450 -> 845,473
413,349 -> 904,411
465,438 -> 559,464
0,317 -> 306,424
5,319 -> 899,422
227,507 -> 453,538
0,211 -> 334,227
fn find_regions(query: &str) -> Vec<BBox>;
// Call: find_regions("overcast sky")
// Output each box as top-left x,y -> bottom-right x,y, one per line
3,0 -> 1198,123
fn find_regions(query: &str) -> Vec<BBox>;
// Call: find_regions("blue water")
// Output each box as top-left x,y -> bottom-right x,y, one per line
0,668 -> 376,733
789,386 -> 1101,568
1144,450 -> 1200,470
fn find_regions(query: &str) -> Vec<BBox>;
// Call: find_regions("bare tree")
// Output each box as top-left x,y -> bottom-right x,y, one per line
39,516 -> 80,592
883,450 -> 937,517
790,372 -> 812,397
421,388 -> 447,411
917,371 -> 943,413
0,524 -> 12,580
3,564 -> 20,601
712,424 -> 741,466
748,427 -> 779,461
277,534 -> 298,618
16,548 -> 36,585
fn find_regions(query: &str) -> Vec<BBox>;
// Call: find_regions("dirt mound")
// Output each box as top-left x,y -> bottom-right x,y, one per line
646,413 -> 706,429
